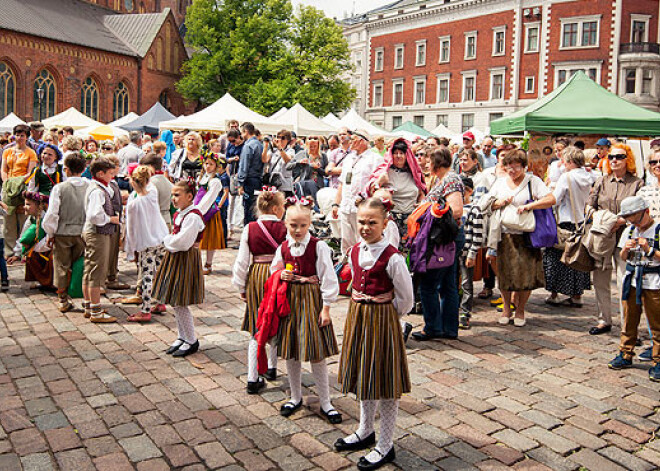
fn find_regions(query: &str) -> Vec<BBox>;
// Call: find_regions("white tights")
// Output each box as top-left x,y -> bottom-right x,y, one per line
173,306 -> 197,344
344,399 -> 399,463
284,359 -> 334,412
246,337 -> 278,382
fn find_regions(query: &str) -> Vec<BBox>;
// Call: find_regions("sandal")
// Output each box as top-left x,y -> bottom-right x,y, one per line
203,264 -> 212,276
321,407 -> 343,424
127,312 -> 152,322
280,399 -> 303,417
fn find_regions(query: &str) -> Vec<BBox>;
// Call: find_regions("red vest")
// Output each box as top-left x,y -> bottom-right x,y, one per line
173,209 -> 204,243
247,220 -> 287,256
351,244 -> 397,296
281,237 -> 319,277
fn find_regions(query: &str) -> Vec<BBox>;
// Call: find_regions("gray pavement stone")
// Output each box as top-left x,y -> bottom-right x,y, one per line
119,434 -> 162,462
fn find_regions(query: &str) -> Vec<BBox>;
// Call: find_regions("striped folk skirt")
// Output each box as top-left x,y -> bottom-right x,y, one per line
200,212 -> 226,251
338,301 -> 411,400
242,262 -> 271,335
278,283 -> 339,362
152,248 -> 205,307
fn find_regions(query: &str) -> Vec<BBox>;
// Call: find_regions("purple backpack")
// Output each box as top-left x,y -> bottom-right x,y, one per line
408,209 -> 456,273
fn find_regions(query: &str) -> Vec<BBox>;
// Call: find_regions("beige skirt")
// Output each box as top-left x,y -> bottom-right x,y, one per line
497,233 -> 545,291
152,247 -> 204,306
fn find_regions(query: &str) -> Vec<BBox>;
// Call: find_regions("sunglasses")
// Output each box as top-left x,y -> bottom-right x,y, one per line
416,152 -> 425,157
608,154 -> 627,161
649,160 -> 660,166
463,138 -> 471,141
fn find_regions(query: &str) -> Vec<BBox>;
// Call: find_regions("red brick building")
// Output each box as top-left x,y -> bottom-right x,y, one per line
0,0 -> 194,125
344,0 -> 660,133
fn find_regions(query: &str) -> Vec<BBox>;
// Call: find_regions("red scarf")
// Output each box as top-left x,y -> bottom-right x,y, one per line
255,270 -> 290,375
93,176 -> 109,187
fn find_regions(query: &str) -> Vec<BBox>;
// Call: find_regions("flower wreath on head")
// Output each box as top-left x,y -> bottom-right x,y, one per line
285,195 -> 313,208
22,190 -> 49,205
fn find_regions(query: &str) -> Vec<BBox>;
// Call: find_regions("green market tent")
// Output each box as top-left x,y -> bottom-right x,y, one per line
392,121 -> 432,138
490,71 -> 660,137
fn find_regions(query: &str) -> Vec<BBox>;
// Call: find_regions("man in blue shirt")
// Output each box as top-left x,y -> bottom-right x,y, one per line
226,129 -> 245,235
237,122 -> 264,224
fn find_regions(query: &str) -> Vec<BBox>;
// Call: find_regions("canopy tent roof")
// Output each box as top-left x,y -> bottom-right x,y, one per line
0,113 -> 26,133
159,93 -> 274,133
392,121 -> 432,138
322,112 -> 342,127
490,71 -> 660,136
109,112 -> 139,127
429,123 -> 459,139
270,107 -> 289,119
76,124 -> 129,141
121,102 -> 176,134
42,107 -> 102,130
268,103 -> 338,136
338,109 -> 392,137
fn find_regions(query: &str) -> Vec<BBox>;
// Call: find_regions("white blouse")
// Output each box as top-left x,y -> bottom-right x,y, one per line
270,232 -> 339,306
384,219 -> 400,248
232,214 -> 281,293
349,238 -> 414,317
124,186 -> 169,261
163,205 -> 205,253
83,180 -> 114,233
196,174 -> 223,215
42,177 -> 88,237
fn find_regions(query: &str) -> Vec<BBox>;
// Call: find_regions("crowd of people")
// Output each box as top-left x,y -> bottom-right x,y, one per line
2,118 -> 660,470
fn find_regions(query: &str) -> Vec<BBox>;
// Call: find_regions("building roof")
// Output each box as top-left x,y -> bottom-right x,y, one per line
0,0 -> 171,58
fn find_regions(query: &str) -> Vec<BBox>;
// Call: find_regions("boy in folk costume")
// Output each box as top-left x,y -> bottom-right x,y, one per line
26,143 -> 64,196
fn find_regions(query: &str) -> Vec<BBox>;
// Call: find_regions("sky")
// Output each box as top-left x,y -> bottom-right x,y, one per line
291,0 -> 389,19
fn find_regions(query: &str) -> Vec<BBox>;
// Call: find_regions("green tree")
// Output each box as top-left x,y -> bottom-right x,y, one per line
178,0 -> 355,116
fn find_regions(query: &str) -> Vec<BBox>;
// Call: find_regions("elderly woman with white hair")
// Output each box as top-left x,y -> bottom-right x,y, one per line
168,132 -> 204,181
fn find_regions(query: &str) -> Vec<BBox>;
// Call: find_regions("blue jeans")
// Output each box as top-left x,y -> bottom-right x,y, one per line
242,177 -> 261,225
0,238 -> 8,281
418,228 -> 465,337
220,205 -> 228,246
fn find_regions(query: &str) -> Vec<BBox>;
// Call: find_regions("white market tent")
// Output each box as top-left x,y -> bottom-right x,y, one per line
159,93 -> 275,133
0,113 -> 26,133
270,107 -> 289,119
43,107 -> 102,130
109,112 -> 139,127
322,112 -> 342,128
338,109 -> 391,137
268,103 -> 338,136
75,123 -> 129,140
429,123 -> 460,139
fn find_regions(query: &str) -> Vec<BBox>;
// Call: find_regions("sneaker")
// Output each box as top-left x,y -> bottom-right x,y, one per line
608,352 -> 633,370
638,347 -> 653,362
496,303 -> 515,312
459,315 -> 471,329
649,363 -> 660,382
1,279 -> 8,292
490,297 -> 503,306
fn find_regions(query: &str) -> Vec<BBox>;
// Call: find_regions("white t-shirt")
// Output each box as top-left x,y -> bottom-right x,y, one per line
339,149 -> 383,214
488,174 -> 550,234
618,222 -> 660,290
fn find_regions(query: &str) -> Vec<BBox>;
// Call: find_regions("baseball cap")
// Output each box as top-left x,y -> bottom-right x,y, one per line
463,131 -> 475,141
596,138 -> 611,147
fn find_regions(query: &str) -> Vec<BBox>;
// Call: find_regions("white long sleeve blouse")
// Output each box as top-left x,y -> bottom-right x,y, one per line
349,238 -> 414,317
270,232 -> 339,306
42,177 -> 88,237
231,214 -> 280,294
83,180 -> 114,233
124,186 -> 169,261
163,205 -> 205,253
195,174 -> 223,215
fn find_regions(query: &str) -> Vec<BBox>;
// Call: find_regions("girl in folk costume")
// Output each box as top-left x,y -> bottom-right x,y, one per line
336,196 -> 414,471
124,166 -> 169,323
19,191 -> 53,288
152,180 -> 206,357
195,152 -> 230,275
232,187 -> 287,394
26,144 -> 64,196
270,198 -> 342,424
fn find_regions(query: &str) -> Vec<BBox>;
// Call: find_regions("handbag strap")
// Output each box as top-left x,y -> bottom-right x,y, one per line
256,220 -> 280,250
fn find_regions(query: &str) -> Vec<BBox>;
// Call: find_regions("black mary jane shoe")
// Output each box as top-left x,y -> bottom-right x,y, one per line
357,447 -> 396,471
247,377 -> 265,394
402,323 -> 413,343
334,432 -> 376,452
264,368 -> 277,381
166,339 -> 184,355
172,340 -> 200,357
280,399 -> 303,417
321,407 -> 343,424
589,324 -> 612,336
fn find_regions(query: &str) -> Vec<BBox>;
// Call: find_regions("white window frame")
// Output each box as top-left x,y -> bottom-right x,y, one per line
630,14 -> 651,43
492,26 -> 506,57
642,69 -> 654,96
464,31 -> 477,60
525,76 -> 535,93
553,61 -> 602,88
414,76 -> 426,105
394,44 -> 405,70
392,115 -> 403,129
416,40 -> 427,66
436,114 -> 448,127
461,113 -> 474,133
462,70 -> 477,102
524,22 -> 540,53
374,48 -> 384,72
392,79 -> 404,106
413,115 -> 425,128
436,73 -> 450,103
438,35 -> 451,63
559,15 -> 601,49
372,81 -> 383,107
489,68 -> 505,101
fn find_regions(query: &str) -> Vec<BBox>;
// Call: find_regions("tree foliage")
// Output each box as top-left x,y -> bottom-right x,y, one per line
177,0 -> 356,116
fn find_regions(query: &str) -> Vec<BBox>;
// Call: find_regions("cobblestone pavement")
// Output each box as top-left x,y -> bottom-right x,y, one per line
1,247 -> 660,471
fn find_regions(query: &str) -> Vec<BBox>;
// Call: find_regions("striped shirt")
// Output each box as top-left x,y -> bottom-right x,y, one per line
461,203 -> 486,260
